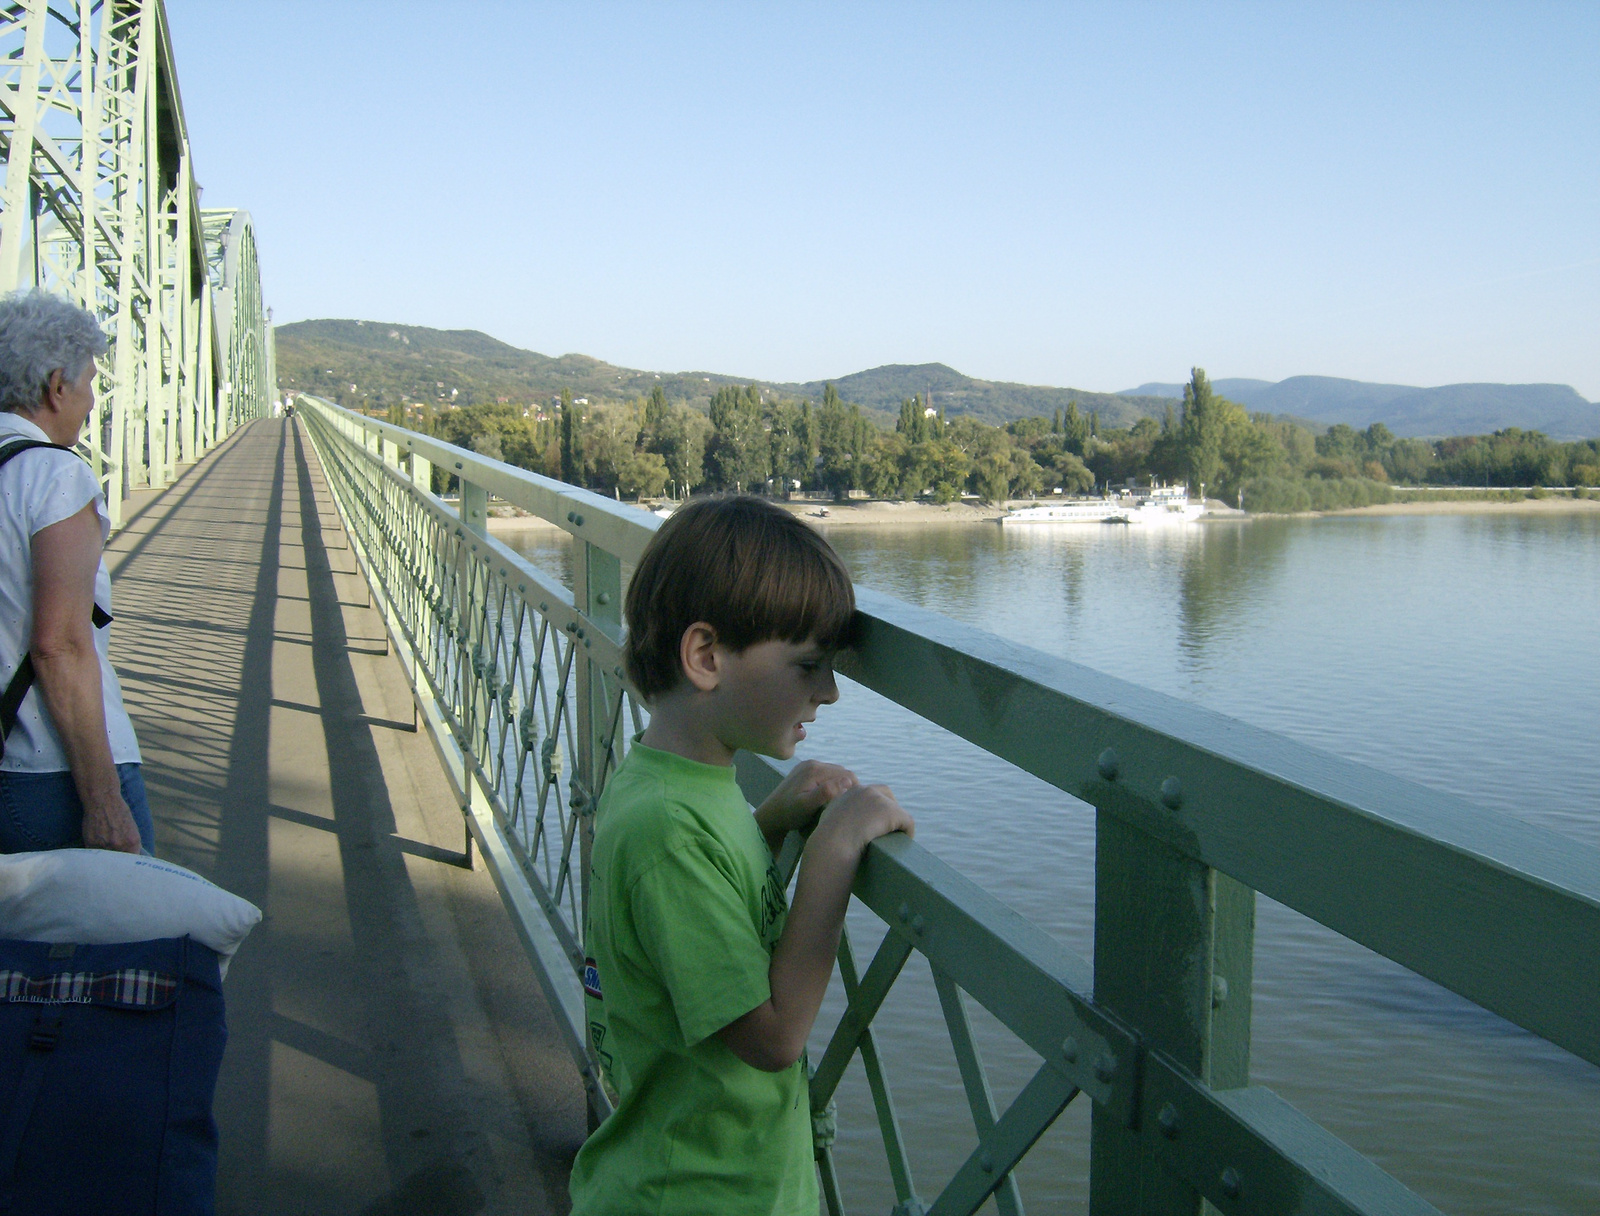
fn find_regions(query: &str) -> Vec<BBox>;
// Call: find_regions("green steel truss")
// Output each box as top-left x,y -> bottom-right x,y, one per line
0,0 -> 271,528
300,393 -> 1600,1216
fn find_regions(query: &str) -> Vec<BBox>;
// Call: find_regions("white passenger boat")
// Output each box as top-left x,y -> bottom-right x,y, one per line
1001,481 -> 1203,525
1000,497 -> 1129,524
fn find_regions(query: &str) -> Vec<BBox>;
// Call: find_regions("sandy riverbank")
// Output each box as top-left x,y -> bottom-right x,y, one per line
1325,495 -> 1600,518
483,499 -> 1009,531
486,511 -> 568,534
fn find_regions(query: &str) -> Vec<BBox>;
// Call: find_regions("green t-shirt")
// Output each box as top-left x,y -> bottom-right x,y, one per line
569,740 -> 817,1216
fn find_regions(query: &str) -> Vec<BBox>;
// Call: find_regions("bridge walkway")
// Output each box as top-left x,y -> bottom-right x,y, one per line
104,417 -> 584,1215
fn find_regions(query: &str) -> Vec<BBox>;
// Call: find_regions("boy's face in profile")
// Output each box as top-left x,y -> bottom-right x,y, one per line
708,635 -> 840,760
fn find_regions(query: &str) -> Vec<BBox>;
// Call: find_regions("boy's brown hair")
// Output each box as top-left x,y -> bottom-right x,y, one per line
623,495 -> 856,700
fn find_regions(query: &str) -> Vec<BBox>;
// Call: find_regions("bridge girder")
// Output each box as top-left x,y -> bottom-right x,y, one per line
0,0 -> 271,527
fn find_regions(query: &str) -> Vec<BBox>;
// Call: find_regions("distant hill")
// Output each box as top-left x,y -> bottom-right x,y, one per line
274,318 -> 757,413
1119,375 -> 1599,439
277,320 -> 1598,439
783,363 -> 1169,428
275,320 -> 1172,429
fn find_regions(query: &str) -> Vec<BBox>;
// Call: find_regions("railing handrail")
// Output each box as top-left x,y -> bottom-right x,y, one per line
313,405 -> 661,563
300,393 -> 1596,1215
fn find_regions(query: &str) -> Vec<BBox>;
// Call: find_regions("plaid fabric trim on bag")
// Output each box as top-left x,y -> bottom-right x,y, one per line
0,967 -> 179,1008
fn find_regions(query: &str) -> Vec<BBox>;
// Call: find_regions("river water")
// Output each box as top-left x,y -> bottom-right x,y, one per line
504,511 -> 1600,1214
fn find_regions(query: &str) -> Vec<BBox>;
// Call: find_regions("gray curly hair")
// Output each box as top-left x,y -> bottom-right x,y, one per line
0,290 -> 107,413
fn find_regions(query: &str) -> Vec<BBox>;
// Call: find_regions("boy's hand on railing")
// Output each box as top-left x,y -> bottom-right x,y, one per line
812,783 -> 915,858
755,759 -> 858,849
729,780 -> 916,1073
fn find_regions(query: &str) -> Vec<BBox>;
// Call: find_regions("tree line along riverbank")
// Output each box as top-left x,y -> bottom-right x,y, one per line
325,368 -> 1600,515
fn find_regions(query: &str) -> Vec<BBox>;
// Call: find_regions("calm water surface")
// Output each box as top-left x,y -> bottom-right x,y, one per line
506,512 -> 1600,1214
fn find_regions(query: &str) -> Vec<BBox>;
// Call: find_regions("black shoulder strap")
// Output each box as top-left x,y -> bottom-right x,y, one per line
0,437 -> 75,467
0,438 -> 113,751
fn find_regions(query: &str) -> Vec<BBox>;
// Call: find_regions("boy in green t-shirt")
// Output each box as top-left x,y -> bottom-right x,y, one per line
569,495 -> 914,1215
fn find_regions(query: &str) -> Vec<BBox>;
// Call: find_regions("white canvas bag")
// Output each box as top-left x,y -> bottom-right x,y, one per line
0,849 -> 260,977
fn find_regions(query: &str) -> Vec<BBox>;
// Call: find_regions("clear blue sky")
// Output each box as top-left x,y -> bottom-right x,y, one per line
166,1 -> 1599,399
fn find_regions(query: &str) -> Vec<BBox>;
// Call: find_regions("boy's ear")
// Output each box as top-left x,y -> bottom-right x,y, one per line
679,622 -> 721,693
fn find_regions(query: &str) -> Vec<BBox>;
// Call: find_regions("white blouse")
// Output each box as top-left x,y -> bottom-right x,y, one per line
0,411 -> 141,772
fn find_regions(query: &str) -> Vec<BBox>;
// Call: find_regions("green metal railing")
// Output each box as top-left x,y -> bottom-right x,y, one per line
299,393 -> 1599,1216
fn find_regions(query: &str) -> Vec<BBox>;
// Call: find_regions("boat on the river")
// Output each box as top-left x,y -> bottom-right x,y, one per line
1001,480 -> 1204,525
1000,497 -> 1130,524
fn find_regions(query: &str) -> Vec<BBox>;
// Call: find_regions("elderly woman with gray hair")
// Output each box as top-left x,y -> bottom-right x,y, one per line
0,290 -> 149,855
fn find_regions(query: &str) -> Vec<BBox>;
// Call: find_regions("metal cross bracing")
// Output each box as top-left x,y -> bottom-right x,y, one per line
299,391 -> 1600,1216
0,0 -> 272,528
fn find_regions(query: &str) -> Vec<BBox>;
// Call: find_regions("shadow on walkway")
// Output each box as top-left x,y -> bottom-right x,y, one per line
107,418 -> 584,1216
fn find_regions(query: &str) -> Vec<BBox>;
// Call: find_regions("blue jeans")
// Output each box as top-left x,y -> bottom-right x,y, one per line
0,763 -> 155,854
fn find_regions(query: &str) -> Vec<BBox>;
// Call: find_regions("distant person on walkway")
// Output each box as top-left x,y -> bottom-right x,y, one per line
569,495 -> 914,1215
0,290 -> 150,855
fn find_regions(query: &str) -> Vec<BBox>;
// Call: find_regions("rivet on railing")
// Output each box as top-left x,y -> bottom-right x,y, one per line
978,1149 -> 995,1174
596,591 -> 611,605
454,461 -> 462,470
570,777 -> 593,815
897,903 -> 911,925
1212,976 -> 1229,1008
910,914 -> 925,938
1097,748 -> 1119,780
1220,1167 -> 1242,1199
1095,1054 -> 1117,1083
1160,776 -> 1183,809
566,511 -> 575,523
1061,1036 -> 1078,1063
1158,1103 -> 1180,1139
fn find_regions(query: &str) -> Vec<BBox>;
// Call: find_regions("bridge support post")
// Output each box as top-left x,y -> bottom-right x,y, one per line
573,535 -> 622,1133
460,478 -> 487,536
1088,811 -> 1255,1215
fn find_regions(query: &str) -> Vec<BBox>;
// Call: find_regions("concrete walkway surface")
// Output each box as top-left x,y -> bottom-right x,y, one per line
106,417 -> 585,1215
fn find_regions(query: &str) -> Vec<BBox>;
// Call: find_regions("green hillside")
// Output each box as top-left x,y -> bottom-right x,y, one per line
794,363 -> 1170,428
274,319 -> 1173,426
274,318 -> 754,414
